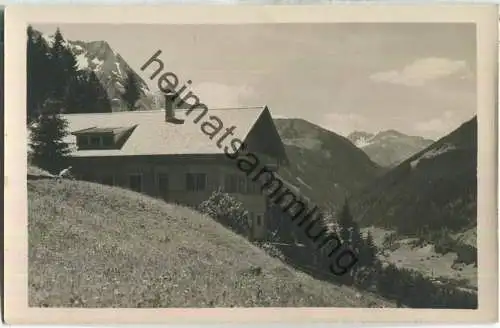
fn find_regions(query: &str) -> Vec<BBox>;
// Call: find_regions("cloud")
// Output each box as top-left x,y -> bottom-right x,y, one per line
186,82 -> 254,108
414,110 -> 466,138
370,57 -> 471,87
319,112 -> 370,137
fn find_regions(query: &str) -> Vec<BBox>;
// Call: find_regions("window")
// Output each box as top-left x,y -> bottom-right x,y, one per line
246,178 -> 260,195
238,177 -> 246,194
157,173 -> 169,199
186,173 -> 206,191
77,134 -> 114,149
129,174 -> 142,193
224,174 -> 238,193
101,175 -> 114,186
90,136 -> 101,147
78,136 -> 89,146
73,126 -> 135,150
102,135 -> 113,147
256,215 -> 263,226
225,174 -> 248,193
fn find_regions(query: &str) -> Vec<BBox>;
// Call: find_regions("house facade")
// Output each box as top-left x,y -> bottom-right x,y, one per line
61,102 -> 289,241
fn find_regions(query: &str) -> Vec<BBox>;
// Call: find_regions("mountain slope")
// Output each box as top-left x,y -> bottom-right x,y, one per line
28,168 -> 393,308
352,116 -> 477,236
348,130 -> 434,167
273,118 -> 382,209
35,30 -> 153,111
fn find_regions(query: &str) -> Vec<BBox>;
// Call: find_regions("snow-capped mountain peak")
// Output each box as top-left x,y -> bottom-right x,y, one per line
354,136 -> 374,148
347,129 -> 434,167
348,131 -> 375,148
33,29 -> 153,111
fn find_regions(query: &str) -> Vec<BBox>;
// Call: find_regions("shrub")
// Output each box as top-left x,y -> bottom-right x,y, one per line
455,244 -> 477,266
198,189 -> 250,237
382,232 -> 398,249
354,266 -> 376,290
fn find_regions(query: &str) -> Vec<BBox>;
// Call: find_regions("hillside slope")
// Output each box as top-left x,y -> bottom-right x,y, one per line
28,172 -> 393,308
348,130 -> 434,167
352,116 -> 477,237
273,118 -> 382,209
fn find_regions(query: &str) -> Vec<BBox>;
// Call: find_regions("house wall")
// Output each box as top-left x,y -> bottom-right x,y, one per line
71,155 -> 274,240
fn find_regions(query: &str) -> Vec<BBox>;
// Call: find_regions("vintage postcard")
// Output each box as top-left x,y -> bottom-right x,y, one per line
3,4 -> 498,325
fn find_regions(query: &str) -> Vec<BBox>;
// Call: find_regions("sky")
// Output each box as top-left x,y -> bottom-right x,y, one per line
34,23 -> 476,140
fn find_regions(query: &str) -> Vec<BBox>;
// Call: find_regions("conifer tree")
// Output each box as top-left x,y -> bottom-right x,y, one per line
49,28 -> 68,101
29,99 -> 71,173
65,71 -> 111,113
27,26 -> 51,122
27,26 -> 114,116
338,201 -> 352,244
60,47 -> 79,110
354,231 -> 379,288
122,71 -> 141,111
337,200 -> 363,284
64,73 -> 86,114
87,71 -> 112,113
27,26 -> 35,121
338,200 -> 362,250
360,231 -> 377,268
61,46 -> 78,78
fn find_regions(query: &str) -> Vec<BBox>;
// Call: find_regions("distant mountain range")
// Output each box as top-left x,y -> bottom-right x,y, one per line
34,30 -> 155,111
347,130 -> 434,167
273,118 -> 382,209
352,116 -> 477,239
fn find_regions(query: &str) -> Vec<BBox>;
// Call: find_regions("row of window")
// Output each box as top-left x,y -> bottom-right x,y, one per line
88,172 -> 262,195
92,172 -> 266,234
224,174 -> 260,194
78,135 -> 114,148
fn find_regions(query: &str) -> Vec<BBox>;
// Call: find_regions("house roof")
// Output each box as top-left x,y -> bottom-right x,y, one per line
72,126 -> 131,135
61,106 -> 281,158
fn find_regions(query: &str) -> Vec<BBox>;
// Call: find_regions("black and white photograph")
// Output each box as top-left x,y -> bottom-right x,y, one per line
3,4 -> 498,325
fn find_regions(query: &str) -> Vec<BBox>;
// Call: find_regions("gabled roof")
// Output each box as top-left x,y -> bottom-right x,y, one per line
61,106 -> 284,158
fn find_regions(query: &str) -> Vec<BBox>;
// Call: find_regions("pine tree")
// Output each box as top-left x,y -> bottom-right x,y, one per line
338,200 -> 362,251
49,28 -> 68,101
337,200 -> 363,284
64,72 -> 86,114
360,231 -> 377,268
338,200 -> 354,244
65,71 -> 111,113
61,46 -> 78,79
122,71 -> 141,111
87,71 -> 112,113
354,231 -> 379,288
60,47 -> 80,111
27,26 -> 52,122
27,26 -> 114,117
27,26 -> 35,122
29,99 -> 71,173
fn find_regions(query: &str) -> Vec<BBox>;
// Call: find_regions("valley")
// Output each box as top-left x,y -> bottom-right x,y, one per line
361,226 -> 477,292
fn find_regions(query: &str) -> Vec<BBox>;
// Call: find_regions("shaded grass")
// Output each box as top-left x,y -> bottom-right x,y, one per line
29,175 -> 394,308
